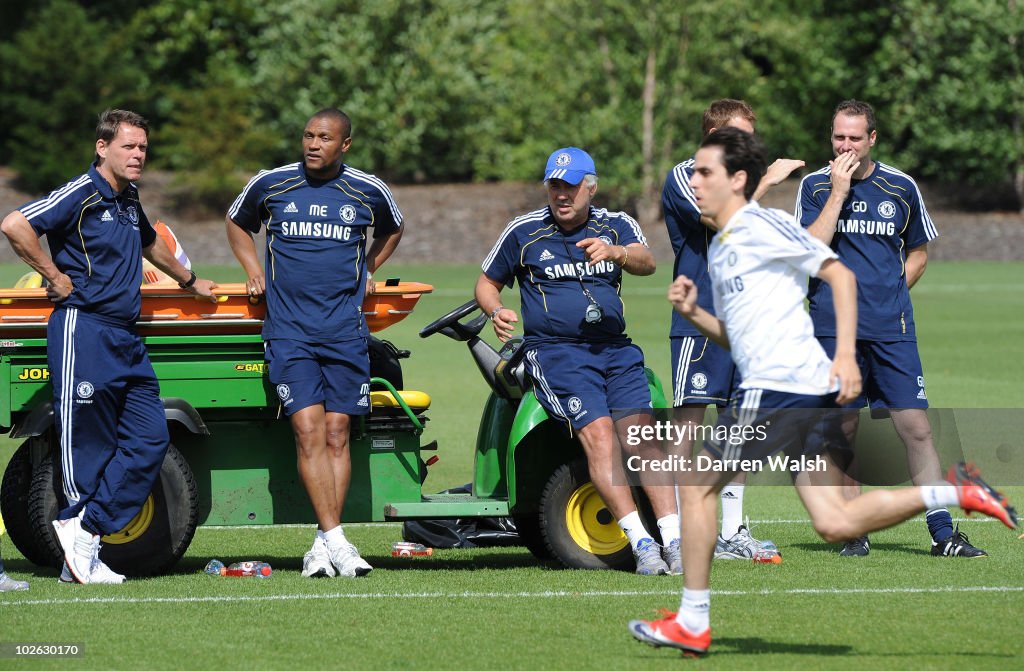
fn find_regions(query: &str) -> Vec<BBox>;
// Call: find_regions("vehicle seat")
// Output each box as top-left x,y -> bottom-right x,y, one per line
370,390 -> 431,413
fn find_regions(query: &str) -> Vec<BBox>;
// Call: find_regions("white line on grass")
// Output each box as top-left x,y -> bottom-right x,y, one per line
3,585 -> 1021,608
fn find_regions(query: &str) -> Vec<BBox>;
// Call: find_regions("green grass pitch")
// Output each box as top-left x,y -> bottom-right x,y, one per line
1,261 -> 1022,669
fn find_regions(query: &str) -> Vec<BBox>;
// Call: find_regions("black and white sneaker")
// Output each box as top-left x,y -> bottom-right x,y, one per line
931,524 -> 988,557
839,535 -> 870,557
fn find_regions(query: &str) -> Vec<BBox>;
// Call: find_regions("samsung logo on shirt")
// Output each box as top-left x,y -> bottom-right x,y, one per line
280,221 -> 354,240
836,219 -> 896,236
543,260 -> 617,279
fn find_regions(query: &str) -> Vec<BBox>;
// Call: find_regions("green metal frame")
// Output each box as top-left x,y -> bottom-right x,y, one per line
0,330 -> 669,527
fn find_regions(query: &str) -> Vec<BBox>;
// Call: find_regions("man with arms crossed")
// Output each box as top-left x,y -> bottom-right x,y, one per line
227,108 -> 403,577
796,100 -> 982,557
628,128 -> 1016,657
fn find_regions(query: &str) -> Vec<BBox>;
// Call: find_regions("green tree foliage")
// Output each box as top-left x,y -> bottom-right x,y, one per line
867,0 -> 1024,209
159,62 -> 281,210
0,1 -> 145,193
246,0 -> 503,183
128,1 -> 278,207
482,0 -> 846,218
0,0 -> 1020,211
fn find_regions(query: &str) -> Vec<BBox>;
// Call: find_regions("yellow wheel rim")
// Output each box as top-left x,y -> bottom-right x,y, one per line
565,482 -> 628,555
102,495 -> 155,545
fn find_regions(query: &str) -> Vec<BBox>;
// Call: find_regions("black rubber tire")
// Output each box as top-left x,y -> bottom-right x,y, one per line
511,511 -> 552,560
1,440 -> 54,566
538,458 -> 635,570
28,443 -> 199,576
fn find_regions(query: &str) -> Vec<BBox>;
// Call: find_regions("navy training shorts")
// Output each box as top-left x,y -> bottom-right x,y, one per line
266,338 -> 370,416
817,337 -> 928,412
524,340 -> 652,432
703,387 -> 846,467
670,335 -> 739,408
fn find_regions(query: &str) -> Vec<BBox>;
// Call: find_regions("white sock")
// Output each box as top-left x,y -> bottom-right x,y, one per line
618,511 -> 651,550
920,484 -> 958,509
720,483 -> 744,537
676,588 -> 711,633
322,525 -> 348,553
657,514 -> 680,546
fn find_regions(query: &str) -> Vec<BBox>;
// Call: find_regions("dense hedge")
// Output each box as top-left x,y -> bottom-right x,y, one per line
1,0 -> 1020,215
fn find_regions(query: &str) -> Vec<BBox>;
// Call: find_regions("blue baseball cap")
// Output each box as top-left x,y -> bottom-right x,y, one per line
543,147 -> 596,185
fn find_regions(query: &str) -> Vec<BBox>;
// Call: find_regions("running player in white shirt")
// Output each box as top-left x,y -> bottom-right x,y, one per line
627,127 -> 1017,658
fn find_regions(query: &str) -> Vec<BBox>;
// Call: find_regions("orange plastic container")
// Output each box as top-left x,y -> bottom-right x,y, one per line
362,282 -> 434,332
0,281 -> 432,336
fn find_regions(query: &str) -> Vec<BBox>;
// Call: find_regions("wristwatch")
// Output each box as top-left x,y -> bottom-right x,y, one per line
178,270 -> 197,290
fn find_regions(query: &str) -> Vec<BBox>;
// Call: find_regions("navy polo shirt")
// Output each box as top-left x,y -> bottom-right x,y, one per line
663,156 -> 719,337
20,163 -> 156,323
796,161 -> 938,341
481,206 -> 646,345
227,162 -> 403,343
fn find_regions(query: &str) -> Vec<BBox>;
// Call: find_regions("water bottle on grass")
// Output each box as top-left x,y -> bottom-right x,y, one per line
204,559 -> 273,577
391,542 -> 433,557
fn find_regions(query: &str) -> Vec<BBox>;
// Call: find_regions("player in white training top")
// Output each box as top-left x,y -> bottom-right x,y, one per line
627,127 -> 1017,658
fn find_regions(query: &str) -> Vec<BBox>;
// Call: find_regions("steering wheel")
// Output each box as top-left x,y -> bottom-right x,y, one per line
418,299 -> 488,341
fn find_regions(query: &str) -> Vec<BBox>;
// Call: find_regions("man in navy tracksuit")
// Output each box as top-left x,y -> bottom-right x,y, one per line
1,109 -> 216,584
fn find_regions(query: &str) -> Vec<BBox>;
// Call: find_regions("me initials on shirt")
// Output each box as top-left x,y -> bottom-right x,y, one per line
279,203 -> 356,241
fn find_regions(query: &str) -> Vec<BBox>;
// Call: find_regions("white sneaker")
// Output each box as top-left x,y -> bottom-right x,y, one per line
53,516 -> 94,584
54,517 -> 125,585
301,537 -> 337,578
89,554 -> 126,584
60,558 -> 124,584
0,572 -> 30,591
328,541 -> 373,577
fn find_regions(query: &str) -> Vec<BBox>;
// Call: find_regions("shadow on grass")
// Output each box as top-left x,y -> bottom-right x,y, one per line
3,549 -> 561,578
712,637 -> 1016,660
170,549 -> 550,575
788,541 -> 931,557
716,637 -> 853,655
2,556 -> 59,577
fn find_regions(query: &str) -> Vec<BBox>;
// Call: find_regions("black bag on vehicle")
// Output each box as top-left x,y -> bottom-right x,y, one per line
401,484 -> 522,549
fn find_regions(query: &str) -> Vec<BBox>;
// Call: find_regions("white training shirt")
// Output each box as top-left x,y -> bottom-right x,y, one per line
708,203 -> 839,395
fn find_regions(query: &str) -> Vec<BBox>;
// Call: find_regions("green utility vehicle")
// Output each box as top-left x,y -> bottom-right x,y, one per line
0,283 -> 666,576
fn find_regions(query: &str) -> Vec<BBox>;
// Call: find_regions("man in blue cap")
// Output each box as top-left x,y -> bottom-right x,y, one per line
475,147 -> 681,575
